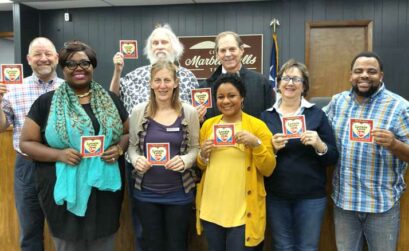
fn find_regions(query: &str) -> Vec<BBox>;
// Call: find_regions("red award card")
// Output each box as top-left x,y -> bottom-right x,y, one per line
1,64 -> 23,84
282,115 -> 306,139
120,40 -> 138,59
349,118 -> 374,143
191,88 -> 212,108
81,135 -> 105,158
213,124 -> 235,146
147,143 -> 170,165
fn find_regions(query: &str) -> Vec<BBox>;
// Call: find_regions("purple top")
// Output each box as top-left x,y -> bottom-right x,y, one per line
142,116 -> 183,194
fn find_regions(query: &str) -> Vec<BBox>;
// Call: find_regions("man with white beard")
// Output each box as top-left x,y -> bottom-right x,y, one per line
110,24 -> 199,115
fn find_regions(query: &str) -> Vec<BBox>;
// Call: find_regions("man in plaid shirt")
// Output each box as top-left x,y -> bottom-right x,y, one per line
0,37 -> 63,251
324,51 -> 409,251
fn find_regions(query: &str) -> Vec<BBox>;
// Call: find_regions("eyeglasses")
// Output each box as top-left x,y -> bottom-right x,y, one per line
64,60 -> 92,70
281,76 -> 304,84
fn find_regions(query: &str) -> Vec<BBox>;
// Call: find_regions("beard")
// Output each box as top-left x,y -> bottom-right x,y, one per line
149,51 -> 177,65
34,65 -> 55,77
352,82 -> 380,97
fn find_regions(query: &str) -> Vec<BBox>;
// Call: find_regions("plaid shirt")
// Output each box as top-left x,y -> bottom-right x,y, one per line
324,83 -> 409,213
2,74 -> 63,152
119,65 -> 199,114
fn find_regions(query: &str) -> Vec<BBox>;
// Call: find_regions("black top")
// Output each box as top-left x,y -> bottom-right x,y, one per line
200,65 -> 273,119
27,90 -> 128,241
261,106 -> 339,199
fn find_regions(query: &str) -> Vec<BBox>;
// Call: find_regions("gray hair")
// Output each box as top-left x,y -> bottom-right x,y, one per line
214,31 -> 244,53
28,37 -> 57,55
144,24 -> 184,64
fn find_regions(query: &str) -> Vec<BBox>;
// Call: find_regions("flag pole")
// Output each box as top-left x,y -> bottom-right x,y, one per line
269,18 -> 280,95
270,18 -> 280,34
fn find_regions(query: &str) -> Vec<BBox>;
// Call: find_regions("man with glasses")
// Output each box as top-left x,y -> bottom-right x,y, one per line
200,31 -> 272,119
324,51 -> 409,251
0,37 -> 64,251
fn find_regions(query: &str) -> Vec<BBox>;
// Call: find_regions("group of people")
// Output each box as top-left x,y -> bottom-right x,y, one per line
0,23 -> 408,251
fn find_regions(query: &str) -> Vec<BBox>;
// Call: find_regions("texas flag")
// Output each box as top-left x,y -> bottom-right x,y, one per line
269,33 -> 279,90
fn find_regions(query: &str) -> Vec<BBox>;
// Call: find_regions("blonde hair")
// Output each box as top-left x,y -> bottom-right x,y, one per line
147,60 -> 182,117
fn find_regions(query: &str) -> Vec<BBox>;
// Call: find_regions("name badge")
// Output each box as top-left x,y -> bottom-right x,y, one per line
166,127 -> 180,132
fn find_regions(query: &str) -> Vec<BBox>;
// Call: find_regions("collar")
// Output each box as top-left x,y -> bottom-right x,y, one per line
266,96 -> 313,112
221,64 -> 242,76
32,73 -> 58,85
142,102 -> 188,126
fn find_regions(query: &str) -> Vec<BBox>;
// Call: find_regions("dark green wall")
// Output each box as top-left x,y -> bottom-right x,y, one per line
12,0 -> 409,99
0,11 -> 12,32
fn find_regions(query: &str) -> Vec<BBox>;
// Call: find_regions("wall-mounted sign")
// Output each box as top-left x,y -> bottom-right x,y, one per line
179,34 -> 263,79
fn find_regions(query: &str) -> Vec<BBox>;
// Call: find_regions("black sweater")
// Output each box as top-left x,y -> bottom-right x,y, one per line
261,106 -> 339,199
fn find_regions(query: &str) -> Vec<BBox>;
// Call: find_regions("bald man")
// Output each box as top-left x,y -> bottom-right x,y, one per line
0,37 -> 64,251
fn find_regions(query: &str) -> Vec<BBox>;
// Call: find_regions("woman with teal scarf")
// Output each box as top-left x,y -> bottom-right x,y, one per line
20,41 -> 129,251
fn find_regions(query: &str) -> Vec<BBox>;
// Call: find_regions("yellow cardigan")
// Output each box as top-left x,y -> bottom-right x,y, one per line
196,112 -> 276,247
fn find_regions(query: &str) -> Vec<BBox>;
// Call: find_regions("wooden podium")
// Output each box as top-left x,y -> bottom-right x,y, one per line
1,128 -> 409,250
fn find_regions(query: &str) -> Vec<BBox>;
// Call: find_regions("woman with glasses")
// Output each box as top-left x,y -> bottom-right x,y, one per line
196,73 -> 276,251
20,40 -> 129,251
260,59 -> 338,251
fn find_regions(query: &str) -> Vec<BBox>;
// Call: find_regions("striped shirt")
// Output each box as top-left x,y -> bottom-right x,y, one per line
324,83 -> 409,213
1,74 -> 63,152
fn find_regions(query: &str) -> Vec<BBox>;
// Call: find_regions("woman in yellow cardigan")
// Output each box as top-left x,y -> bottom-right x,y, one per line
196,73 -> 276,251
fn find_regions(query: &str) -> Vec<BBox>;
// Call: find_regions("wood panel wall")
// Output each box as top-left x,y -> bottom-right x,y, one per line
27,0 -> 409,99
7,1 -> 408,98
2,0 -> 409,250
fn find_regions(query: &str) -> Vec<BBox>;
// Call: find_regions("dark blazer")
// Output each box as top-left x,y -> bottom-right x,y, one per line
199,65 -> 273,119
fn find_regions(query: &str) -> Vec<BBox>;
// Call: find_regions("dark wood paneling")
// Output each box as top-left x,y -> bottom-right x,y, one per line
13,3 -> 39,76
34,1 -> 409,100
1,1 -> 408,250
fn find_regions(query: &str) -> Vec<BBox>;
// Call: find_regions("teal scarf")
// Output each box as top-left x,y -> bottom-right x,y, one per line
45,81 -> 123,216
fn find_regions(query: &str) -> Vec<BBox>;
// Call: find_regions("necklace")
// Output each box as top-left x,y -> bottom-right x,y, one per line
76,90 -> 92,98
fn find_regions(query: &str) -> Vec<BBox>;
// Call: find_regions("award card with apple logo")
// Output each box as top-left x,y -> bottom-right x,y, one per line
282,115 -> 306,139
213,124 -> 235,146
147,143 -> 170,165
120,40 -> 138,59
81,135 -> 105,158
191,88 -> 212,108
349,118 -> 373,143
1,64 -> 24,84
